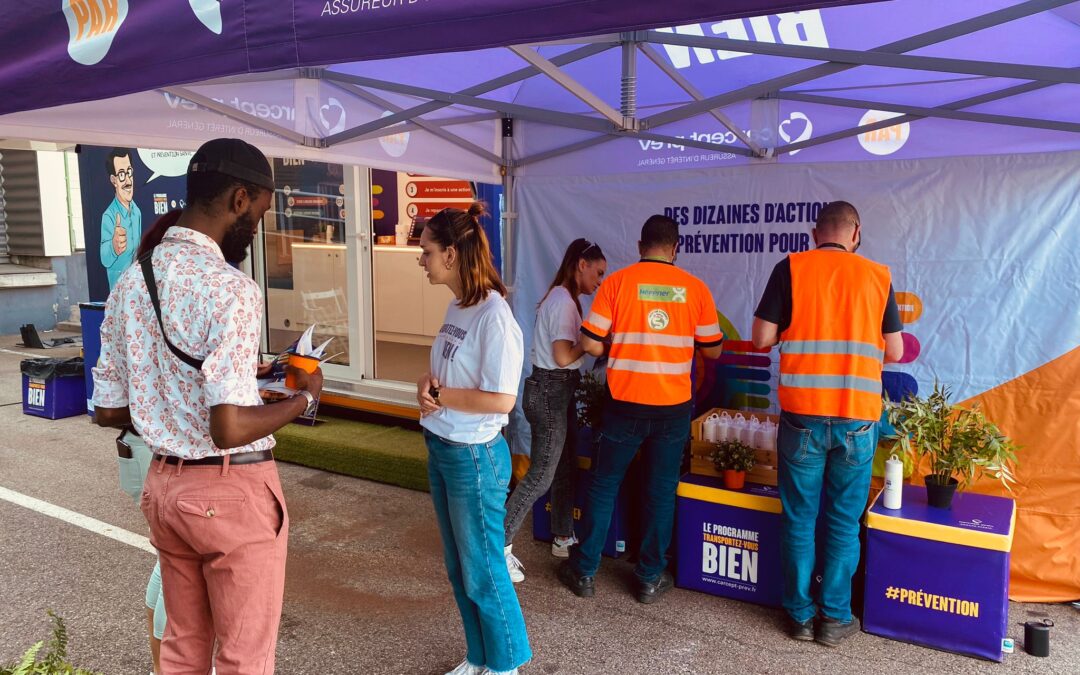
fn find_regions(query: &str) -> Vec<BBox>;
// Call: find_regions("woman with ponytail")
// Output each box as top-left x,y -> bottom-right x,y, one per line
503,238 -> 606,583
415,203 -> 530,675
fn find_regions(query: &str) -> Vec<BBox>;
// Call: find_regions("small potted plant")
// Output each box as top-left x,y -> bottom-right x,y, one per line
711,439 -> 756,490
887,382 -> 1019,509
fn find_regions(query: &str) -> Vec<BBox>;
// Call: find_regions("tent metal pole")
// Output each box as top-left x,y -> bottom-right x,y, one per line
321,42 -> 616,146
639,31 -> 1080,85
643,0 -> 1075,130
160,87 -> 315,146
527,34 -> 622,48
621,35 -> 639,131
514,126 -> 754,169
775,80 -> 1059,155
500,117 -> 517,294
333,114 -> 501,145
322,71 -> 616,134
777,91 -> 1080,134
508,46 -> 624,126
637,42 -> 762,156
515,135 -> 614,168
327,82 -> 503,163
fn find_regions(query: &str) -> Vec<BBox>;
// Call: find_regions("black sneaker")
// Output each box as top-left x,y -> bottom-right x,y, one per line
786,616 -> 815,641
815,616 -> 860,647
556,561 -> 594,598
636,570 -> 674,604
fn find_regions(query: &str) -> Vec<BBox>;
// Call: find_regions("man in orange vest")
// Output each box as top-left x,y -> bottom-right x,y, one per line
557,215 -> 724,604
753,201 -> 903,646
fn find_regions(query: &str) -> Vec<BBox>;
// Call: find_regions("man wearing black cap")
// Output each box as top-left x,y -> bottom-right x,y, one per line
93,139 -> 321,674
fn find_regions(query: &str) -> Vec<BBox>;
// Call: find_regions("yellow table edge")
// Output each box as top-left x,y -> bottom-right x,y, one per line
677,481 -> 782,514
866,500 -> 1016,553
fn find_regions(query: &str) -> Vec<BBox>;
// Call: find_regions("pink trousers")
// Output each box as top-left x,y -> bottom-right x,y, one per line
141,457 -> 289,675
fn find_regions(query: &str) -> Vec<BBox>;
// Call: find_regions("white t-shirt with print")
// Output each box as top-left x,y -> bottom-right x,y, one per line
420,291 -> 524,444
531,285 -> 584,371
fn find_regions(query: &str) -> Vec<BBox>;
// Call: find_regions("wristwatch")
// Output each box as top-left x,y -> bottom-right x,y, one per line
296,390 -> 318,417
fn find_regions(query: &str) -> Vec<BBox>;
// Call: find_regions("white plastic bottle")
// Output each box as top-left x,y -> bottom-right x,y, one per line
747,416 -> 763,449
703,413 -> 720,442
761,419 -> 777,452
716,411 -> 733,442
731,413 -> 747,444
883,454 -> 904,509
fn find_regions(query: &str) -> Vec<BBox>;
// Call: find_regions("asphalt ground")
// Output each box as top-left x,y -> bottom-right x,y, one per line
0,335 -> 1076,674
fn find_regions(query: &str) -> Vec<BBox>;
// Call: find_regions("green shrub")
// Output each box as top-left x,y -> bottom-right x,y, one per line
887,382 -> 1019,491
0,612 -> 102,675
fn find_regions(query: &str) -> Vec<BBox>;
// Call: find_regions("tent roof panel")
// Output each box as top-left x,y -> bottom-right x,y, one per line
1,1 -> 1078,175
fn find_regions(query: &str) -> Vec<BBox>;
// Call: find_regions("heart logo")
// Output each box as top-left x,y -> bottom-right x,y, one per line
319,98 -> 347,135
778,112 -> 813,155
62,0 -> 130,66
188,0 -> 223,35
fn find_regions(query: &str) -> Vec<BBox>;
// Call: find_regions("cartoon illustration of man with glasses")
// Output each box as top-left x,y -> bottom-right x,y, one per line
100,148 -> 143,290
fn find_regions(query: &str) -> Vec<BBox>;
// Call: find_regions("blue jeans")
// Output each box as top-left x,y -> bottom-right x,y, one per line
424,431 -> 531,671
570,408 -> 690,582
777,411 -> 878,623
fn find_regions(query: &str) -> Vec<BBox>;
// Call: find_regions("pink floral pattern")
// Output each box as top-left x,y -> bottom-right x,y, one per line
92,226 -> 274,459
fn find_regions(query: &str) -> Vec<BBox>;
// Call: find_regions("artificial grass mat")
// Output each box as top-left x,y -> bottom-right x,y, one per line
273,416 -> 429,492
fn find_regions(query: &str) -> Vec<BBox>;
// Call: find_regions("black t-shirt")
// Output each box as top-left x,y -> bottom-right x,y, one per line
754,248 -> 903,334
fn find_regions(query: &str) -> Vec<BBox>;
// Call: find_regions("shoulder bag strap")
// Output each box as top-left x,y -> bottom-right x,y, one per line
139,251 -> 205,370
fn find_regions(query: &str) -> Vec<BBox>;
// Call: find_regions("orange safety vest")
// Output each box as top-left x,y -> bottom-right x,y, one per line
778,249 -> 891,421
582,260 -> 723,408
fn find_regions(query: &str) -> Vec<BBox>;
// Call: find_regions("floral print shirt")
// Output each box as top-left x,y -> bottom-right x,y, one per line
92,226 -> 274,459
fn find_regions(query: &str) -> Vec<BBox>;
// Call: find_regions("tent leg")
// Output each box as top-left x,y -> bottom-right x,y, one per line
500,116 -> 517,295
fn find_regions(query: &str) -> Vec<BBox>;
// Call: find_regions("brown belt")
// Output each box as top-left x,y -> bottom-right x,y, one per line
153,450 -> 274,466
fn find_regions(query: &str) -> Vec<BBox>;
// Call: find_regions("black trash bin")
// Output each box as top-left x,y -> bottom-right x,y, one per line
20,357 -> 87,419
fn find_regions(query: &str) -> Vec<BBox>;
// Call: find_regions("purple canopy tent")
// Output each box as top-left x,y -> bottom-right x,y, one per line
1,1 -> 1078,604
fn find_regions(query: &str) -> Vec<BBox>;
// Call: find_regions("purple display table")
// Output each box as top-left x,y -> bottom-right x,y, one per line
675,473 -> 783,607
864,484 -> 1015,661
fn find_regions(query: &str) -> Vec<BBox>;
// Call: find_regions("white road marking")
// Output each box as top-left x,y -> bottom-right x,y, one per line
0,347 -> 45,358
0,485 -> 156,554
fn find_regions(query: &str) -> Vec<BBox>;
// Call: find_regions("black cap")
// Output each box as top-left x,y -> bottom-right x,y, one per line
188,138 -> 274,191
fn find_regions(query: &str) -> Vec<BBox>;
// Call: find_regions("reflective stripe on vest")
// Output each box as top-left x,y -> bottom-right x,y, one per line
593,261 -> 719,406
612,332 -> 696,348
607,358 -> 694,376
779,373 -> 882,394
778,250 -> 891,421
780,339 -> 884,360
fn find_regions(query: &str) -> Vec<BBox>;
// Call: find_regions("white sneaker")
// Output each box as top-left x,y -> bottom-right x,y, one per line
504,544 -> 525,583
484,669 -> 519,675
446,659 -> 484,675
551,535 -> 576,558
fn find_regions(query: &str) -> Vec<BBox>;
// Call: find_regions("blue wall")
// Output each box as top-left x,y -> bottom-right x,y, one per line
0,252 -> 89,335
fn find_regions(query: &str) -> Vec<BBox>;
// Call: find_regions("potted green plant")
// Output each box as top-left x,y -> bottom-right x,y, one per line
887,382 -> 1019,509
711,439 -> 756,490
